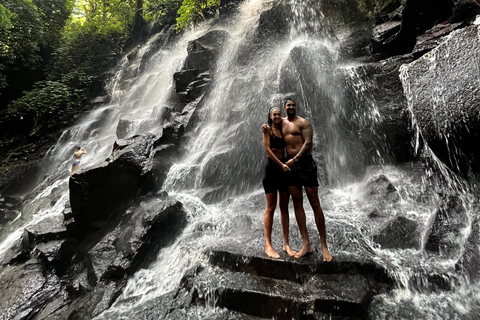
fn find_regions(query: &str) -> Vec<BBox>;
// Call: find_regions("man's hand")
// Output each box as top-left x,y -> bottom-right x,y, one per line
261,124 -> 270,133
286,158 -> 295,168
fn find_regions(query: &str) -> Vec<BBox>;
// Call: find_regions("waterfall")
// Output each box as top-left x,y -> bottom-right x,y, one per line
0,0 -> 479,319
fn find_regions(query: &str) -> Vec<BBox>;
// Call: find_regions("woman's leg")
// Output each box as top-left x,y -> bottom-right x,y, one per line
264,193 -> 279,258
279,191 -> 296,256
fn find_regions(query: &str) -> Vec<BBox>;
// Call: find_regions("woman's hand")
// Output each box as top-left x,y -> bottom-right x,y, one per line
282,164 -> 291,172
261,124 -> 270,133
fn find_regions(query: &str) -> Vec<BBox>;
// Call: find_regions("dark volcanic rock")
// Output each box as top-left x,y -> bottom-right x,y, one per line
69,134 -> 158,228
425,195 -> 470,258
456,214 -> 480,281
87,196 -> 186,282
373,216 -> 421,249
365,174 -> 400,204
412,22 -> 464,56
400,25 -> 480,175
370,0 -> 454,58
24,214 -> 67,248
183,30 -> 229,72
451,0 -> 480,23
0,259 -> 61,320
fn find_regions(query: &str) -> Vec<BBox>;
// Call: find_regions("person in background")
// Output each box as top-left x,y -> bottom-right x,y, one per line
70,146 -> 87,176
261,107 -> 296,258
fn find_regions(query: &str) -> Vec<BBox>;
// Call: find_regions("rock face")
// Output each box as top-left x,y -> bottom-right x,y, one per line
400,25 -> 480,175
425,195 -> 470,258
97,247 -> 393,320
69,134 -> 157,227
373,216 -> 421,249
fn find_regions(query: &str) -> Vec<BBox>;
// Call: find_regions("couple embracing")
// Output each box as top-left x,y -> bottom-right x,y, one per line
261,98 -> 332,262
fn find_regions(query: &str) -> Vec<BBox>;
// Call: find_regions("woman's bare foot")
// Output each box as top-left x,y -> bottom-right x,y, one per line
294,243 -> 313,258
265,246 -> 280,258
283,244 -> 297,257
322,246 -> 332,262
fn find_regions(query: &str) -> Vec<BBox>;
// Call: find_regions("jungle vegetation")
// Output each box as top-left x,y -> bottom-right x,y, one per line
0,0 -> 220,150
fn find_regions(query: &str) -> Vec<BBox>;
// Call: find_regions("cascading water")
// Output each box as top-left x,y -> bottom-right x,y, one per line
0,0 -> 479,319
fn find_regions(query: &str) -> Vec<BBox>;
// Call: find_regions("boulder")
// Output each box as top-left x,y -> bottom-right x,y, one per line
370,0 -> 454,58
455,215 -> 480,281
373,216 -> 421,249
87,196 -> 186,283
355,56 -> 414,163
365,174 -> 400,205
0,259 -> 60,320
400,25 -> 480,175
412,22 -> 464,56
425,195 -> 470,258
183,30 -> 229,72
69,133 -> 158,228
23,214 -> 67,248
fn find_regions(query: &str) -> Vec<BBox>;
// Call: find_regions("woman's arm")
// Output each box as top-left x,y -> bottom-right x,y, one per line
262,130 -> 290,172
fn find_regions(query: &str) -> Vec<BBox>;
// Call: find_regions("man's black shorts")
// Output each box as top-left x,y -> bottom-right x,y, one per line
286,155 -> 319,188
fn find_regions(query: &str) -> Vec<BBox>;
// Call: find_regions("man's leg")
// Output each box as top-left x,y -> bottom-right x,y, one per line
279,191 -> 296,256
264,193 -> 280,258
305,186 -> 332,262
289,186 -> 313,258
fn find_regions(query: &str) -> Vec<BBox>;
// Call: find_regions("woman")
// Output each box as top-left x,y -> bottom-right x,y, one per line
70,146 -> 87,176
261,107 -> 296,258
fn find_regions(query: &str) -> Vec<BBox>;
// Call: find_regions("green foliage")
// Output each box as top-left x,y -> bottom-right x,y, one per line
0,0 -> 43,70
144,0 -> 182,22
6,80 -> 73,122
176,0 -> 220,31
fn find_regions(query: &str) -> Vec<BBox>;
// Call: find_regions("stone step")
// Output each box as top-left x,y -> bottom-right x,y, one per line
191,266 -> 374,319
207,249 -> 393,285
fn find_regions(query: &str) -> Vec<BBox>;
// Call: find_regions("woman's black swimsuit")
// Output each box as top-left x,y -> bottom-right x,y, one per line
262,134 -> 288,194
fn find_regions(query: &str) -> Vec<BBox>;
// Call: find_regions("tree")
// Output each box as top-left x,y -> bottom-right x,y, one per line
176,0 -> 220,31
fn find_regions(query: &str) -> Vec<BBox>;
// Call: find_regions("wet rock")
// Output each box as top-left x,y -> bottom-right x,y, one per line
365,174 -> 400,204
373,216 -> 421,249
87,196 -> 186,282
342,57 -> 414,163
24,214 -> 67,248
456,214 -> 480,281
370,0 -> 453,58
425,195 -> 470,258
35,238 -> 78,272
400,25 -> 480,175
371,20 -> 403,54
0,259 -> 61,320
451,0 -> 480,23
183,30 -> 229,72
173,69 -> 199,93
412,22 -> 464,56
255,2 -> 290,38
69,133 -> 158,228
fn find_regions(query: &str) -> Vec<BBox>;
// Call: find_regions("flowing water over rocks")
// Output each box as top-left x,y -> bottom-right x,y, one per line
1,0 -> 480,319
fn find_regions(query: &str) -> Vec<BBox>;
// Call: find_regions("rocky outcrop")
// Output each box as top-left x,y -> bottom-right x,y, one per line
425,195 -> 470,258
400,25 -> 480,175
373,216 -> 421,249
173,30 -> 229,103
96,246 -> 393,320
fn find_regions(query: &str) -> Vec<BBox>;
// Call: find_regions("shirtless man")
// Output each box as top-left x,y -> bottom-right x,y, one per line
70,147 -> 87,176
282,98 -> 332,261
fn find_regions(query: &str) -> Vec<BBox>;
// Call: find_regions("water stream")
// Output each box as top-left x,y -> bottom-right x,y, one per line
0,0 -> 478,318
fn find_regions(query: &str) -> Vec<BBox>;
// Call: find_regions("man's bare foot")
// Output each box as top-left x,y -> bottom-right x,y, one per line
322,246 -> 332,262
265,246 -> 280,258
283,244 -> 297,257
294,243 -> 313,258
